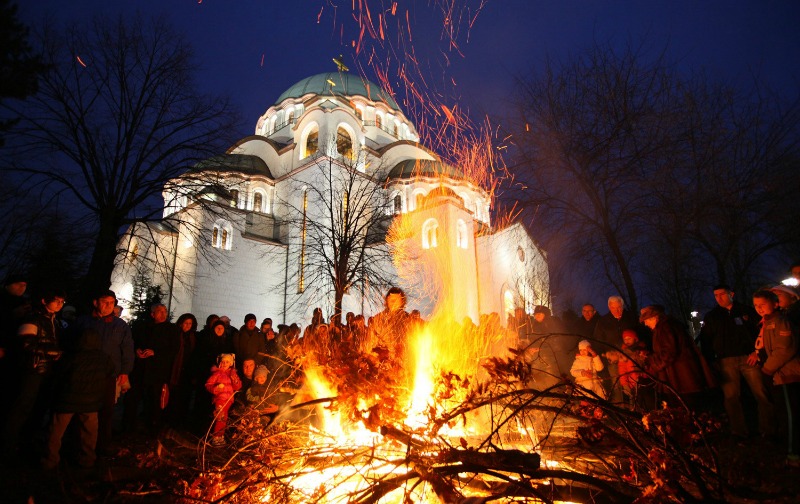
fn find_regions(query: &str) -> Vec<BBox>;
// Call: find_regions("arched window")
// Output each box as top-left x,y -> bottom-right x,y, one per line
456,219 -> 468,249
212,220 -> 233,250
422,218 -> 439,249
302,125 -> 319,159
415,192 -> 425,210
230,189 -> 239,208
336,126 -> 353,159
253,191 -> 264,213
392,121 -> 398,137
355,107 -> 363,122
393,194 -> 402,215
376,113 -> 383,129
287,109 -> 294,124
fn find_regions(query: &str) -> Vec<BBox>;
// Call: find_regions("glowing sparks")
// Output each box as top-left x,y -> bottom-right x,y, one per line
75,55 -> 87,67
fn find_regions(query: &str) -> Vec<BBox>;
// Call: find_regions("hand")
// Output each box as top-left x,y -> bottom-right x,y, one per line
746,352 -> 760,367
217,383 -> 225,390
142,349 -> 154,358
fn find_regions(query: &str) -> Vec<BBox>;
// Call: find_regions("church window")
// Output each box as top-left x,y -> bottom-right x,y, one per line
302,124 -> 319,159
287,110 -> 294,124
253,191 -> 264,213
355,107 -> 363,122
393,194 -> 402,215
415,192 -> 424,210
456,220 -> 468,249
392,121 -> 398,137
337,126 -> 353,159
376,113 -> 383,129
212,220 -> 233,250
422,218 -> 439,249
230,189 -> 239,208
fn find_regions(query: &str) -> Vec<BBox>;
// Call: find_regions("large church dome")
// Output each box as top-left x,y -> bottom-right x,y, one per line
274,72 -> 401,112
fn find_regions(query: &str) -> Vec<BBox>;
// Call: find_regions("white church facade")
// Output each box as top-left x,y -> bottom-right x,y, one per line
110,72 -> 549,326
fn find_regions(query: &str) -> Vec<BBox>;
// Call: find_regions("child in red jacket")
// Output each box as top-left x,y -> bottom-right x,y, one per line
205,353 -> 241,446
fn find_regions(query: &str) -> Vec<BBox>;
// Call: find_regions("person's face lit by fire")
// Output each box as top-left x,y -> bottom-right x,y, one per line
773,290 -> 798,310
386,293 -> 403,312
608,300 -> 624,319
242,359 -> 255,378
44,297 -> 66,314
218,356 -> 233,371
94,296 -> 116,318
581,305 -> 596,321
254,372 -> 267,385
643,316 -> 658,330
245,319 -> 256,330
753,296 -> 777,318
6,281 -> 26,297
151,306 -> 168,324
180,318 -> 193,333
533,312 -> 546,323
213,324 -> 226,338
713,288 -> 734,310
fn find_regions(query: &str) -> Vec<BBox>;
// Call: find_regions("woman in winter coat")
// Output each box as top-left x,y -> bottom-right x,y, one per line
204,353 -> 241,445
640,305 -> 715,405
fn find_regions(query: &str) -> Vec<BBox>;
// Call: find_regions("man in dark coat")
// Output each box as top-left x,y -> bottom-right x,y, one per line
593,296 -> 641,402
125,304 -> 179,434
41,328 -> 115,469
698,284 -> 774,437
233,313 -> 266,367
577,304 -> 601,339
77,290 -> 134,453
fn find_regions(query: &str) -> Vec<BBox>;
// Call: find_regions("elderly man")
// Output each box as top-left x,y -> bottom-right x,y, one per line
593,296 -> 640,402
699,284 -> 774,438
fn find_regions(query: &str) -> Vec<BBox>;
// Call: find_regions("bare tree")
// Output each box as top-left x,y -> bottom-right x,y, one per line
277,148 -> 397,323
509,41 -> 681,312
1,15 -> 238,304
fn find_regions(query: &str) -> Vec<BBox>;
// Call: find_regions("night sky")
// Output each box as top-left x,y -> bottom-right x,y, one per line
17,0 -> 800,136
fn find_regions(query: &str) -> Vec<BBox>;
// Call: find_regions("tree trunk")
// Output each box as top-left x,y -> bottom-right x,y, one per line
80,216 -> 121,311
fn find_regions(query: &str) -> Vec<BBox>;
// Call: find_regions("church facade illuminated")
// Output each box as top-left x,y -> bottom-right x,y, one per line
110,72 -> 549,326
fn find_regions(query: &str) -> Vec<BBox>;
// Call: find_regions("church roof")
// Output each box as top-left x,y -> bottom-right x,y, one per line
387,159 -> 465,181
275,72 -> 401,111
193,154 -> 274,179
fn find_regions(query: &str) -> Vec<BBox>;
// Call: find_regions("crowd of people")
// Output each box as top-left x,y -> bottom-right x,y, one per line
2,265 -> 800,471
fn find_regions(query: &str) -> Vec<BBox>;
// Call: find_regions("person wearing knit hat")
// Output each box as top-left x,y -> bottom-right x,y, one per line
246,365 -> 278,423
233,312 -> 266,368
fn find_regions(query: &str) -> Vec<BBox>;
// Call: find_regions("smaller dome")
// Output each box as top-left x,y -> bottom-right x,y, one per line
387,159 -> 465,181
275,72 -> 401,111
193,154 -> 273,179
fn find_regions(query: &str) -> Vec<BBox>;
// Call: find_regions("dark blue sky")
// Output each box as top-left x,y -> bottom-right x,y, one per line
18,0 -> 800,137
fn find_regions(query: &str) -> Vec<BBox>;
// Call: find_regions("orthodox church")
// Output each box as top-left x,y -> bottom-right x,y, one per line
110,72 -> 549,326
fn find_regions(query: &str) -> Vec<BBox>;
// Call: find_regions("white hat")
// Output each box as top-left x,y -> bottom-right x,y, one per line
578,340 -> 591,350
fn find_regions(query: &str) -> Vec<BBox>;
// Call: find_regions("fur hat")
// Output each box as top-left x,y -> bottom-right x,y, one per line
639,305 -> 664,323
218,353 -> 235,365
254,365 -> 269,380
578,340 -> 592,350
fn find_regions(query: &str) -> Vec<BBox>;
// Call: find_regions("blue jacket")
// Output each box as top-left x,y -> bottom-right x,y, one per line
77,314 -> 134,376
